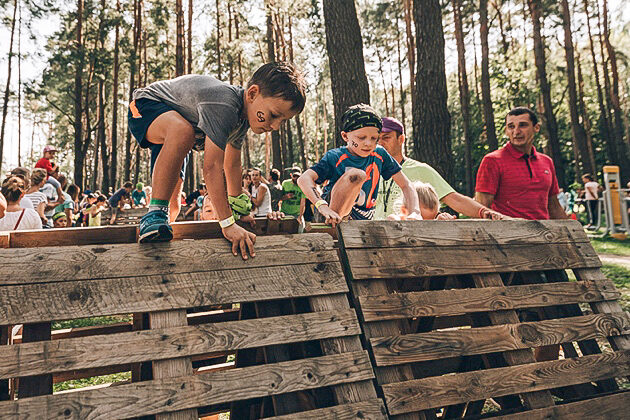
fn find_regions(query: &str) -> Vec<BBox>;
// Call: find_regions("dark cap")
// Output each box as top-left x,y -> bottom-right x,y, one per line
290,166 -> 302,175
382,117 -> 404,134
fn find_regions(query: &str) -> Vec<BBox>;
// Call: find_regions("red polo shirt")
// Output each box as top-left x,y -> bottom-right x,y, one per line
475,142 -> 559,220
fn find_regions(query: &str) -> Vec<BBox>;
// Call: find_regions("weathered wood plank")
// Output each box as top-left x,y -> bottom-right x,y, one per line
471,273 -> 555,409
17,323 -> 52,398
0,233 -> 335,286
0,233 -> 9,248
0,262 -> 348,325
172,218 -> 299,240
370,313 -> 630,365
382,350 -> 630,415
0,351 -> 374,419
8,225 -> 138,248
345,243 -> 600,279
150,309 -> 197,420
264,399 -> 387,419
574,268 -> 630,351
340,219 -> 589,248
496,391 -> 630,420
359,280 -> 620,321
0,309 -> 360,379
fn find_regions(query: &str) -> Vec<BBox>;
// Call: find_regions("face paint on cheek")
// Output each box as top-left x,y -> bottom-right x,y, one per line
256,111 -> 266,122
351,141 -> 359,148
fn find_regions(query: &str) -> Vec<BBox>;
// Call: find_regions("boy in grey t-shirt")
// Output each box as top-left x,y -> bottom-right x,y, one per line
128,62 -> 306,258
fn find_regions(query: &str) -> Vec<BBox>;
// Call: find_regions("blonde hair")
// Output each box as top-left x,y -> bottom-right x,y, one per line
413,182 -> 439,213
31,168 -> 48,186
1,176 -> 27,203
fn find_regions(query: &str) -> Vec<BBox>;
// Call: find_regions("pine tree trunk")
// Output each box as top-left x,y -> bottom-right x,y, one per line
412,0 -> 452,182
176,0 -> 185,76
265,3 -> 283,170
528,0 -> 565,187
376,49 -> 389,115
395,14 -> 407,134
322,0 -> 370,146
403,0 -> 415,140
227,2 -> 233,84
560,0 -> 593,176
74,0 -> 85,188
187,0 -> 193,74
17,0 -> 22,166
125,0 -> 139,183
601,0 -> 630,178
453,0 -> 473,196
216,0 -> 222,79
0,0 -> 18,175
98,0 -> 110,191
479,0 -> 498,150
584,0 -> 614,164
296,114 -> 307,169
576,57 -> 597,176
111,0 -> 120,189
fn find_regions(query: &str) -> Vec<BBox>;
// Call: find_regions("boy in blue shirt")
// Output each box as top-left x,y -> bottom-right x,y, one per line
128,62 -> 306,258
298,104 -> 419,225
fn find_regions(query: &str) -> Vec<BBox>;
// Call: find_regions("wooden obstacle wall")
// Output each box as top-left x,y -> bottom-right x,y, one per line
0,231 -> 384,419
338,219 -> 630,419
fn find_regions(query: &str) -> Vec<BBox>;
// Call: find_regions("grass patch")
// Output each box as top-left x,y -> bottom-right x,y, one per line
53,371 -> 131,393
589,237 -> 630,256
52,315 -> 132,330
601,264 -> 630,312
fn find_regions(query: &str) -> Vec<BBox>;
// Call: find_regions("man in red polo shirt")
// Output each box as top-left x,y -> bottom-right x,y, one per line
475,107 -> 567,220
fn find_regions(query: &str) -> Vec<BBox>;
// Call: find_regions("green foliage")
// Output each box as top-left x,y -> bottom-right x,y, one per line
589,236 -> 630,256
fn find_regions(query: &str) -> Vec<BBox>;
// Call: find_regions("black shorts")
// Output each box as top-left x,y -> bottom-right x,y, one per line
128,98 -> 190,180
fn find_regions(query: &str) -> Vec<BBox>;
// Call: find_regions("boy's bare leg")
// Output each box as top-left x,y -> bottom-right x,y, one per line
145,111 -> 195,206
169,178 -> 183,223
328,168 -> 366,218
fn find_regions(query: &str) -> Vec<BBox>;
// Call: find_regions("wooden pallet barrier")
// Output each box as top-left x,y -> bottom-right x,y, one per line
338,219 -> 630,419
0,232 -> 384,419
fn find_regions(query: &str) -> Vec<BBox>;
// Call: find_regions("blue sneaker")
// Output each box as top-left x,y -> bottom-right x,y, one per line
139,210 -> 173,243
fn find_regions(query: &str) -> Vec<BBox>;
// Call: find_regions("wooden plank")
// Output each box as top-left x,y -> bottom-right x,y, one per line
370,312 -> 630,365
359,280 -> 620,321
382,350 -> 630,415
150,309 -> 197,420
17,323 -> 53,398
345,243 -> 600,279
0,351 -> 374,419
8,225 -> 138,248
574,268 -> 630,351
471,273 -> 555,409
0,233 -> 9,248
0,233 -> 336,286
307,294 -> 379,406
172,218 -> 299,240
340,219 -> 589,248
496,391 -> 630,420
0,262 -> 348,325
0,309 -> 360,379
264,399 -> 387,419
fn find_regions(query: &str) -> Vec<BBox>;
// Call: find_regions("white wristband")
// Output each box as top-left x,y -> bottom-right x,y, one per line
219,215 -> 235,228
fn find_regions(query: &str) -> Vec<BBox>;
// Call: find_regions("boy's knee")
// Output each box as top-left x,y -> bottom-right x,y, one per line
345,168 -> 367,184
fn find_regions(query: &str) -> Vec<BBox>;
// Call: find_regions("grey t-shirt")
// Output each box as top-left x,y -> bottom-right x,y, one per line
133,75 -> 249,151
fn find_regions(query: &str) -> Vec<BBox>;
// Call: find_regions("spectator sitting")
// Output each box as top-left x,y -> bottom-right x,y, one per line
23,168 -> 49,226
78,193 -> 97,226
267,168 -> 283,212
0,176 -> 42,231
52,211 -> 68,228
8,167 -> 35,211
132,182 -> 148,207
54,183 -> 79,228
242,171 -> 252,198
34,145 -> 65,200
108,181 -> 133,224
87,195 -> 108,226
185,184 -> 207,207
251,167 -> 272,217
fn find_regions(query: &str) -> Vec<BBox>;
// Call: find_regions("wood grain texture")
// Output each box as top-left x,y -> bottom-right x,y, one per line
263,398 -> 387,419
172,218 -> 299,240
359,280 -> 620,321
370,313 -> 630,365
0,233 -> 9,248
0,309 -> 360,379
339,219 -> 589,248
0,233 -> 335,286
8,225 -> 138,248
345,243 -> 600,279
150,309 -> 197,420
496,391 -> 630,419
382,350 -> 630,415
0,262 -> 348,324
0,351 -> 374,419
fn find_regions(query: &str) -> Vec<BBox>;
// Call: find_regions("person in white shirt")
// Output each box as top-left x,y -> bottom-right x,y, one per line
23,168 -> 49,226
582,173 -> 600,228
250,168 -> 272,217
0,176 -> 43,231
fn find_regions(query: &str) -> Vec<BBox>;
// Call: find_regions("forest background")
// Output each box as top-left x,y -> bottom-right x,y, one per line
0,0 -> 629,197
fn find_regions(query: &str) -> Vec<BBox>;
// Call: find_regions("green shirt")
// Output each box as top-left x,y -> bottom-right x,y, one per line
54,192 -> 75,214
374,158 -> 455,220
280,179 -> 304,217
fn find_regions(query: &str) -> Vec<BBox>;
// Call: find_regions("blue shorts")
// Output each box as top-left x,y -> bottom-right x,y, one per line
128,98 -> 190,180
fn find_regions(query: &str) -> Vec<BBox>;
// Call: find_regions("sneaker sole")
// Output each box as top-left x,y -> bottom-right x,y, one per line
139,225 -> 173,243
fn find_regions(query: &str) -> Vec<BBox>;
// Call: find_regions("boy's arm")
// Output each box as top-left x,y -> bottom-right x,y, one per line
391,171 -> 421,217
297,169 -> 342,226
205,137 -> 256,259
299,197 -> 306,219
224,143 -> 243,197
